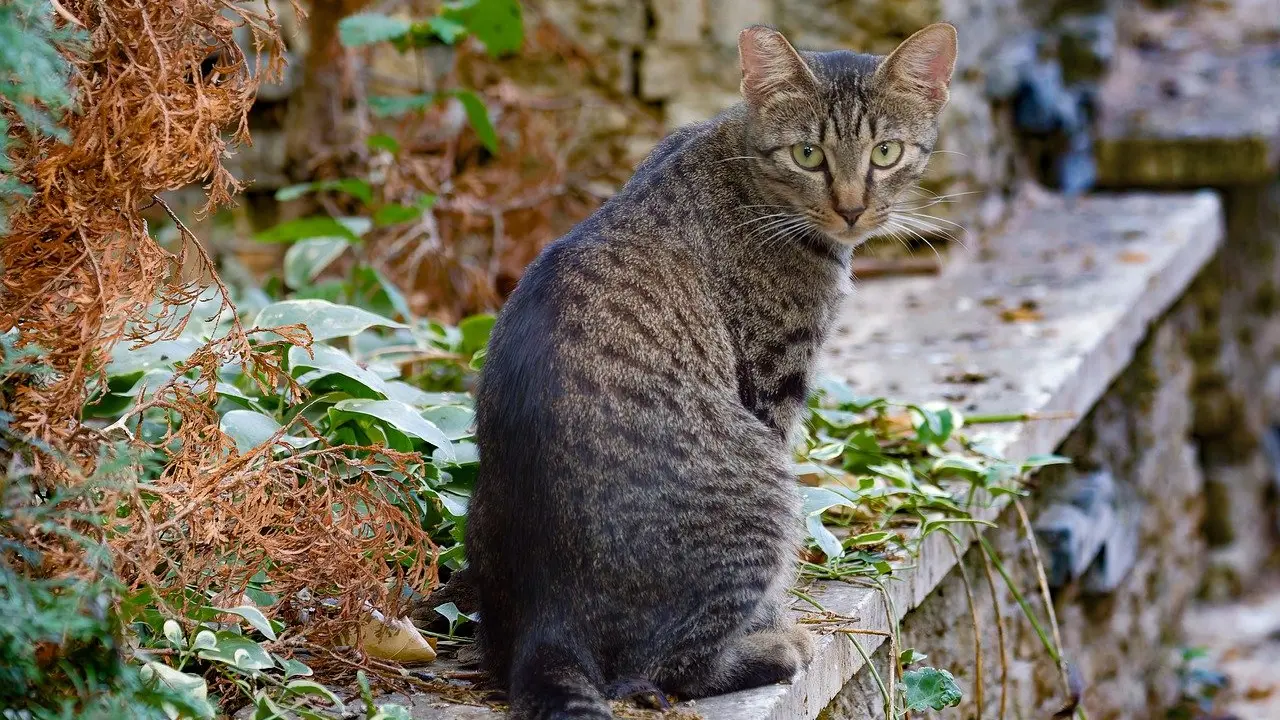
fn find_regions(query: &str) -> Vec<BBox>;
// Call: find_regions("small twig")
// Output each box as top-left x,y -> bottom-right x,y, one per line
947,533 -> 983,719
50,0 -> 86,27
1013,499 -> 1085,720
964,411 -> 1076,425
974,530 -> 1009,720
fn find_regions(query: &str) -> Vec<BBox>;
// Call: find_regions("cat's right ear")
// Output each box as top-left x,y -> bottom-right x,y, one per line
738,25 -> 818,106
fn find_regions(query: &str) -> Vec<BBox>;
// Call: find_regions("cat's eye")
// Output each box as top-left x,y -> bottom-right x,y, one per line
871,141 -> 904,168
790,143 -> 826,170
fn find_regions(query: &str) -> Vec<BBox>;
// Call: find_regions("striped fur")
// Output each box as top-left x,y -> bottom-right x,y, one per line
447,25 -> 956,719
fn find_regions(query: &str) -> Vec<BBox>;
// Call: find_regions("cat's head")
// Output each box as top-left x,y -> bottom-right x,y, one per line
736,24 -> 957,247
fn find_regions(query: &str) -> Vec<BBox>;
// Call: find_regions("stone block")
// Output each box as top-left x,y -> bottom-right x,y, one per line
1096,44 -> 1280,187
707,0 -> 774,48
652,0 -> 706,45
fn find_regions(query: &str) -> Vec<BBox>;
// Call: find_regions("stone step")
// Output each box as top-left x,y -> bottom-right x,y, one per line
1095,43 -> 1280,188
405,191 -> 1224,720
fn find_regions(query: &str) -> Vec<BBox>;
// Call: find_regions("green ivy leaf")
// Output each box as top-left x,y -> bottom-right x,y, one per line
275,655 -> 314,679
139,662 -> 216,719
275,178 -> 373,204
425,15 -> 468,43
217,605 -> 278,641
899,648 -> 929,666
220,410 -> 316,454
254,216 -> 363,244
901,667 -> 963,711
105,338 -> 202,378
289,344 -> 390,398
284,237 -> 350,289
330,399 -> 455,459
441,0 -> 523,56
366,133 -> 401,154
253,299 -> 407,342
451,89 -> 498,152
196,631 -> 275,671
369,93 -> 434,118
283,679 -> 344,708
1021,454 -> 1072,471
338,13 -> 411,47
457,313 -> 496,354
370,705 -> 413,720
421,404 -> 475,440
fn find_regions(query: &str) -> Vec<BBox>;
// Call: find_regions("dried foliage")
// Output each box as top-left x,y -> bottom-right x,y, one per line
0,0 -> 285,457
1,0 -> 436,661
365,14 -> 658,321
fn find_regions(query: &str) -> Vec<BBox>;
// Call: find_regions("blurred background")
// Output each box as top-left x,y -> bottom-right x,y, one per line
158,0 -> 1280,322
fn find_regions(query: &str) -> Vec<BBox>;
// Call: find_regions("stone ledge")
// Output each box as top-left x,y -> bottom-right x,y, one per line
408,193 -> 1224,720
1096,44 -> 1280,187
689,192 -> 1224,720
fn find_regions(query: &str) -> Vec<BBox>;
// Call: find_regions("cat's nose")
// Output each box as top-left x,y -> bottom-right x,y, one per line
836,206 -> 865,227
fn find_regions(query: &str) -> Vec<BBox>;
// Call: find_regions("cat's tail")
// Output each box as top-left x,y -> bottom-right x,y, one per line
508,638 -> 612,720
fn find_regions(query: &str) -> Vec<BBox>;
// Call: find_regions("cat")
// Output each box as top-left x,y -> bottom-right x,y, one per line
447,22 -> 956,719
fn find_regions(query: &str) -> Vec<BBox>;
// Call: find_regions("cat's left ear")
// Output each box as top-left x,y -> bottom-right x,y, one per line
877,23 -> 957,110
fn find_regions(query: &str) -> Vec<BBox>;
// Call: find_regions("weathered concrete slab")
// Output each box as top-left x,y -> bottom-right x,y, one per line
692,192 -> 1223,720
1095,44 -> 1280,187
410,193 -> 1224,720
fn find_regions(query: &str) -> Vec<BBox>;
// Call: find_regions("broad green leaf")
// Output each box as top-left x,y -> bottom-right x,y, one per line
869,462 -> 915,487
192,629 -> 218,651
433,601 -> 478,625
218,605 -> 278,641
330,399 -> 455,459
255,216 -> 361,244
424,15 -> 467,43
932,455 -> 985,477
421,404 -> 474,440
283,679 -> 344,707
452,90 -> 498,152
811,407 -> 861,429
1021,454 -> 1072,471
367,133 -> 401,154
806,442 -> 845,462
900,648 -> 929,665
371,706 -> 413,720
140,662 -> 215,719
253,299 -> 407,342
339,13 -> 411,47
289,344 -> 390,397
275,655 -> 314,679
369,94 -> 434,118
106,338 -> 202,377
469,346 -> 487,371
254,693 -> 287,720
441,0 -> 523,55
196,630 -> 275,671
284,237 -> 350,289
163,620 -> 186,648
373,203 -> 424,226
806,513 -> 843,560
275,178 -> 374,204
901,667 -> 963,711
220,410 -> 316,453
436,440 -> 479,466
383,380 -> 434,407
846,531 -> 894,548
800,486 -> 858,516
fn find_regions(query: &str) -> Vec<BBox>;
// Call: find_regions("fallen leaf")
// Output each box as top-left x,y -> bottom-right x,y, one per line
1245,684 -> 1276,701
1118,250 -> 1150,263
355,615 -> 437,663
1000,305 -> 1044,323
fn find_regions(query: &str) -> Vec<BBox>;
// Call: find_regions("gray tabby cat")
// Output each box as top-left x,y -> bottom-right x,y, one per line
459,23 -> 956,719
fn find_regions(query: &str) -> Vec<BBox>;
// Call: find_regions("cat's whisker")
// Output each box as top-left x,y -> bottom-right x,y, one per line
895,210 -> 968,233
930,150 -> 969,158
733,212 -> 800,233
715,156 -> 767,163
890,219 -> 945,263
892,213 -> 965,252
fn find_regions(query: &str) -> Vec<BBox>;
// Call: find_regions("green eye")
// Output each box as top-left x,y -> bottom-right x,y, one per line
871,141 -> 903,168
790,143 -> 825,170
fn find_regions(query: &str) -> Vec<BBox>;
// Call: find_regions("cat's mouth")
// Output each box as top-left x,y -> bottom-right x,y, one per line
818,210 -> 883,247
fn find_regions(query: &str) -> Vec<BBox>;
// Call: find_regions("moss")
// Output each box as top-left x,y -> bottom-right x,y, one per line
1252,280 -> 1280,316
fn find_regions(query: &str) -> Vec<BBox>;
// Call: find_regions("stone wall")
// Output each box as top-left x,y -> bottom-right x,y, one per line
826,298 -> 1208,719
